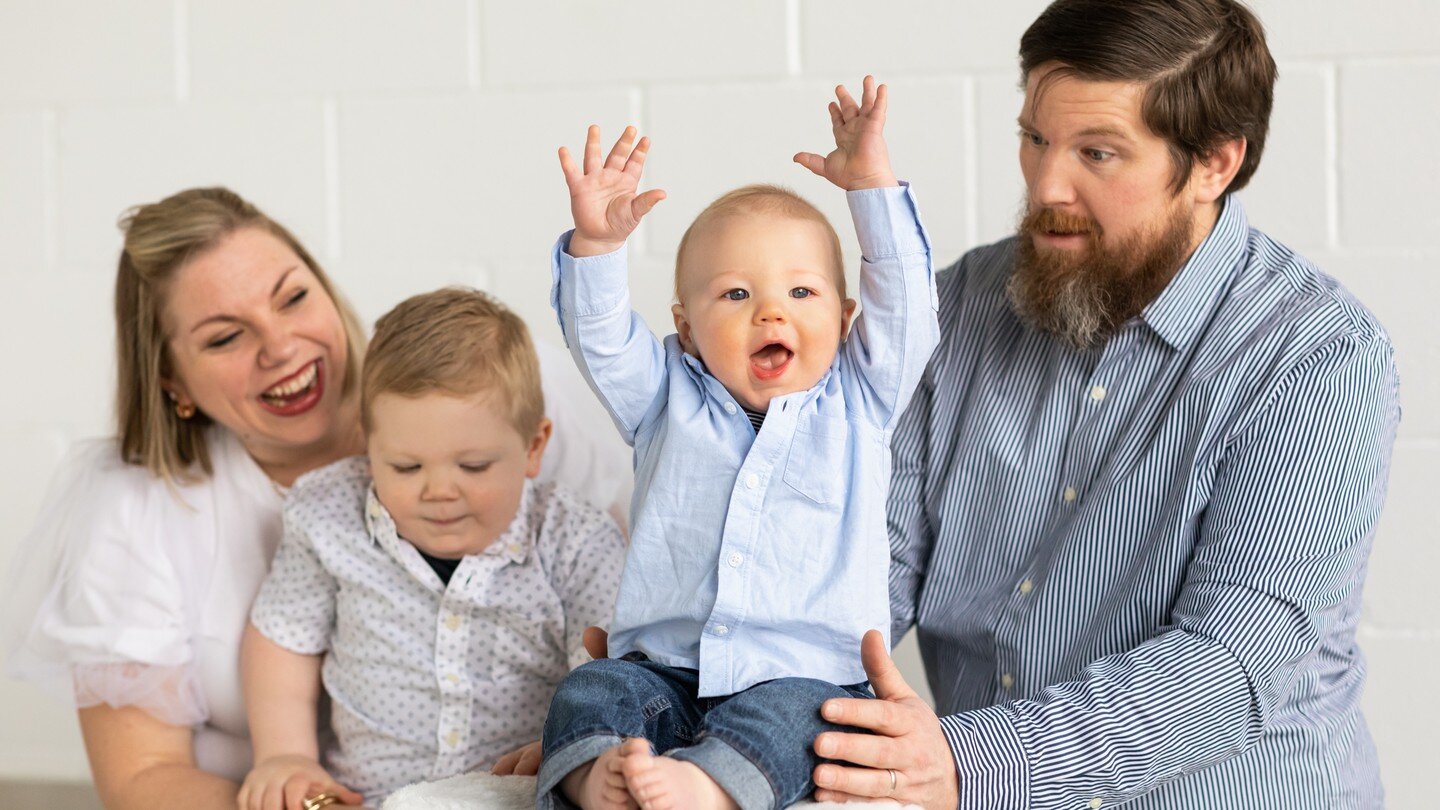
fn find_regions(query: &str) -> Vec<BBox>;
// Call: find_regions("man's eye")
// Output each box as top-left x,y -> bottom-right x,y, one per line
207,331 -> 240,349
390,464 -> 420,474
723,289 -> 749,301
460,463 -> 492,473
1083,148 -> 1114,162
1021,130 -> 1044,147
790,288 -> 814,299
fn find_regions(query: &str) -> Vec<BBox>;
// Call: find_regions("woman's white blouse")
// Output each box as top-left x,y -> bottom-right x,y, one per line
1,344 -> 631,782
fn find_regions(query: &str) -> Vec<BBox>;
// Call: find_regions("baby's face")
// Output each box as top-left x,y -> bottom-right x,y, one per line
367,390 -> 549,559
673,213 -> 856,413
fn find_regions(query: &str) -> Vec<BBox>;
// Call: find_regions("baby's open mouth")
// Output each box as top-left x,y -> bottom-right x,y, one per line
750,342 -> 794,379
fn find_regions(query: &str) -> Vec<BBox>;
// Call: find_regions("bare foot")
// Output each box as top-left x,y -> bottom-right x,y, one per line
621,738 -> 739,810
559,743 -> 636,810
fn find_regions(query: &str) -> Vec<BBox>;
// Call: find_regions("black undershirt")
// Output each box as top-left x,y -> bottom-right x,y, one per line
418,549 -> 462,585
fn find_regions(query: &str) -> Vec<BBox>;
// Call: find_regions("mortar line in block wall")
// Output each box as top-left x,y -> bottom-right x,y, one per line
465,0 -> 483,89
323,98 -> 342,263
785,0 -> 802,77
962,75 -> 980,250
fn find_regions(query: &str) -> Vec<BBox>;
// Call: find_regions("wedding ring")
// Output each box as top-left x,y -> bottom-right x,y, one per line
886,768 -> 898,795
302,793 -> 339,810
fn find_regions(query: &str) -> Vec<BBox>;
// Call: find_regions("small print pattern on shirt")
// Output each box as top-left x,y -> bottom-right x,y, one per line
251,458 -> 625,803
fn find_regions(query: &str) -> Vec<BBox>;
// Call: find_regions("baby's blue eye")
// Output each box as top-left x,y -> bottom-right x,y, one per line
790,288 -> 813,299
723,289 -> 749,301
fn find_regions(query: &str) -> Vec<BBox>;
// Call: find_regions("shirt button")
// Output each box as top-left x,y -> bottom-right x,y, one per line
507,543 -> 521,555
744,473 -> 759,489
723,402 -> 738,415
727,553 -> 743,568
445,730 -> 460,747
1001,673 -> 1014,690
1089,385 -> 1107,402
714,624 -> 730,636
446,673 -> 460,685
1063,486 -> 1077,503
1089,799 -> 1103,809
445,614 -> 462,631
1018,579 -> 1033,595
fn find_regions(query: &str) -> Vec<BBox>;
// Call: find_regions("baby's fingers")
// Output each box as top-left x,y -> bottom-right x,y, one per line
623,136 -> 654,179
558,146 -> 580,184
605,126 -> 637,171
793,152 -> 828,178
582,124 -> 603,174
631,188 -> 667,220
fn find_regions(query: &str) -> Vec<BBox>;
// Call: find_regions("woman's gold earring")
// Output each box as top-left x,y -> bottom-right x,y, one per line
176,401 -> 196,419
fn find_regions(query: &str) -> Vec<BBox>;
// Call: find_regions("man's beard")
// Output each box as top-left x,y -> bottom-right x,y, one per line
1007,200 -> 1194,349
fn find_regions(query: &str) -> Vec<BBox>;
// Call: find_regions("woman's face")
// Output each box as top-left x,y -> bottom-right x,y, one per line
161,227 -> 353,466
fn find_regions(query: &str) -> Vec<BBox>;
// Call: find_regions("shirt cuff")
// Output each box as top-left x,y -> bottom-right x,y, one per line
938,704 -> 1031,809
549,230 -> 631,326
846,182 -> 930,260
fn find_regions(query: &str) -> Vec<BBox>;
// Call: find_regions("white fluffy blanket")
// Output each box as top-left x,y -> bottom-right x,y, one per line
382,772 -> 917,809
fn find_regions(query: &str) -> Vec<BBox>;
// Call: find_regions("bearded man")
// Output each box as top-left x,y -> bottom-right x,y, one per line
808,0 -> 1398,807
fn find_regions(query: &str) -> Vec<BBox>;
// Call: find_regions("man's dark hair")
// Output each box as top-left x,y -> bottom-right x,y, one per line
1020,0 -> 1277,195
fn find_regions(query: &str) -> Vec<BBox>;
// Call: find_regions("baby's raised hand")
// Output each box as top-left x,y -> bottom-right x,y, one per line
794,75 -> 899,191
237,754 -> 363,810
560,125 -> 667,257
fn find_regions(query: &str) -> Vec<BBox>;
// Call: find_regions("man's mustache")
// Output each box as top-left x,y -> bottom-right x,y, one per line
1021,207 -> 1104,240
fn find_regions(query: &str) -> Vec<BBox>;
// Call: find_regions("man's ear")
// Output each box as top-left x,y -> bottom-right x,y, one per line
840,298 -> 858,337
1190,137 -> 1247,205
672,303 -> 698,356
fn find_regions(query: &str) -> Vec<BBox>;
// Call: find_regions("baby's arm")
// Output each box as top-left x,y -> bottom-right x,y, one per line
552,126 -> 671,445
795,76 -> 939,428
238,625 -> 360,810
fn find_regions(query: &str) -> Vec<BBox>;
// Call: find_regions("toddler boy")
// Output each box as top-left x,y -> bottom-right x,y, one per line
239,288 -> 625,808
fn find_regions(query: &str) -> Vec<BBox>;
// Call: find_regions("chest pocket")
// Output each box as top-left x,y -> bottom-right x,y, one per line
781,417 -> 849,505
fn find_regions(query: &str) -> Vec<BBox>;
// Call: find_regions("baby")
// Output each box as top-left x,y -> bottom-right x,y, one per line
238,288 -> 625,808
538,77 -> 940,810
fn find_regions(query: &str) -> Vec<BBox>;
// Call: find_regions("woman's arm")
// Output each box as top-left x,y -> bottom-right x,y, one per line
79,703 -> 238,810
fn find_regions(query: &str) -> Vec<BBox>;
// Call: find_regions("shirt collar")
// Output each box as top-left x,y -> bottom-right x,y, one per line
1140,195 -> 1249,351
364,478 -> 535,566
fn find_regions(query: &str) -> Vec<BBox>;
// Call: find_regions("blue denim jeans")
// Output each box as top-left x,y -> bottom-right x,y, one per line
535,654 -> 872,810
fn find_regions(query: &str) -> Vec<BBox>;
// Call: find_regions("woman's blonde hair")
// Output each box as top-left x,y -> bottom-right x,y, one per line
362,287 -> 544,439
115,187 -> 366,483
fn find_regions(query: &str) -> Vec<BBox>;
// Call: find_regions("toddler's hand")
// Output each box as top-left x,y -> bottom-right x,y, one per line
237,754 -> 363,810
560,125 -> 667,257
794,75 -> 899,191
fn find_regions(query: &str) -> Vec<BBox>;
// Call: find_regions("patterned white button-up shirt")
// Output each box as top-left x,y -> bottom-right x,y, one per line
251,457 -> 624,804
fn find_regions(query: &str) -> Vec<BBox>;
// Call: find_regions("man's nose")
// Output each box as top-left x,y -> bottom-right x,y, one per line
1029,151 -> 1078,209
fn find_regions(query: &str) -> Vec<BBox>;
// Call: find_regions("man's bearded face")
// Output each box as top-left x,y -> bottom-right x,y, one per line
1007,197 -> 1193,349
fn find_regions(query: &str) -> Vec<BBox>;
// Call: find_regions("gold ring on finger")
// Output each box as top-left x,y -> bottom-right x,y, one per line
303,793 -> 339,810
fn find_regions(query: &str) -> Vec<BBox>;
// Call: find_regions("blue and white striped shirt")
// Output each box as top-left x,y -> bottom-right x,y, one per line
889,197 -> 1397,808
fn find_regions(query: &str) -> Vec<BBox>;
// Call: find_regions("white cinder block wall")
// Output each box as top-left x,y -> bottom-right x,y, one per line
1,0 -> 1435,803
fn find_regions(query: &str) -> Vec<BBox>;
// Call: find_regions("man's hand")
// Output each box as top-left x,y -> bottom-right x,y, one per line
811,630 -> 958,809
491,740 -> 543,776
237,754 -> 363,810
794,75 -> 899,191
559,125 -> 667,258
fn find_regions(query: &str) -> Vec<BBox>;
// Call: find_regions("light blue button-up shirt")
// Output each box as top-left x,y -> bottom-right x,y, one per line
551,185 -> 939,696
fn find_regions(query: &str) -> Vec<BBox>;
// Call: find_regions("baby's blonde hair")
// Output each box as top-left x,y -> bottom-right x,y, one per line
674,184 -> 845,301
362,287 -> 544,438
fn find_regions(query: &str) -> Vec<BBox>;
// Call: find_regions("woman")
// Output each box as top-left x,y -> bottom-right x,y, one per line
1,187 -> 629,808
